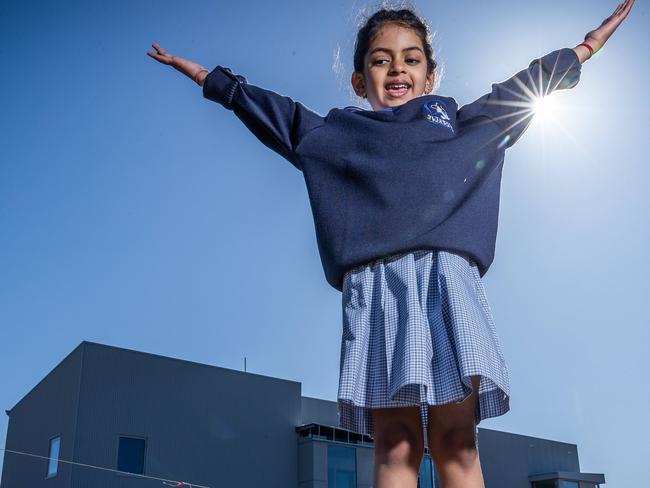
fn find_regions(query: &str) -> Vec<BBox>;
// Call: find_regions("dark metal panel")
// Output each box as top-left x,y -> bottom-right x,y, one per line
356,446 -> 374,488
301,396 -> 339,427
476,427 -> 581,488
71,342 -> 302,488
0,344 -> 84,488
297,438 -> 315,485
312,441 -> 328,484
529,471 -> 606,483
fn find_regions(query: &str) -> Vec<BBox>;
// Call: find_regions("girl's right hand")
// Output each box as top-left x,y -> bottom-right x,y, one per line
146,43 -> 175,65
147,43 -> 209,85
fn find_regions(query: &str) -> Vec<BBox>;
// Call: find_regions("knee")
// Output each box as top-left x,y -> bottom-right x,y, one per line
374,421 -> 424,467
429,425 -> 479,467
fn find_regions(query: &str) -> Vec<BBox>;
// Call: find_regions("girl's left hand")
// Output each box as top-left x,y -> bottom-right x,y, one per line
584,0 -> 635,53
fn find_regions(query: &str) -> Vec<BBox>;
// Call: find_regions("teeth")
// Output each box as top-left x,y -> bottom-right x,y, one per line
387,84 -> 408,89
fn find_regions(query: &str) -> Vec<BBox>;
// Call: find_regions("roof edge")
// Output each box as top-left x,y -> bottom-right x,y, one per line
7,341 -> 86,414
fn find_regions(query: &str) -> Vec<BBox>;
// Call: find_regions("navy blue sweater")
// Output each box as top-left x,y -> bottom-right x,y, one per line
203,48 -> 582,291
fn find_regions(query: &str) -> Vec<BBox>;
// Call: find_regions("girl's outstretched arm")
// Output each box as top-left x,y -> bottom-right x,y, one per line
147,43 -> 326,171
573,0 -> 635,63
457,48 -> 583,149
457,0 -> 635,150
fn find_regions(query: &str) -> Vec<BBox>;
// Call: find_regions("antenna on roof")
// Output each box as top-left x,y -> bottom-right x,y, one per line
244,356 -> 247,372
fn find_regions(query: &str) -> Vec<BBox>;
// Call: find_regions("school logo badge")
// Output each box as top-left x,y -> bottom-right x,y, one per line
423,100 -> 454,133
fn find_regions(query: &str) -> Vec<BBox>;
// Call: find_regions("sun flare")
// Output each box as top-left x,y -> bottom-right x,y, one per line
532,95 -> 560,123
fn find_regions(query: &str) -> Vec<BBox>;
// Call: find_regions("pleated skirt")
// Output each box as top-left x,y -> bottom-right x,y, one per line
337,249 -> 510,439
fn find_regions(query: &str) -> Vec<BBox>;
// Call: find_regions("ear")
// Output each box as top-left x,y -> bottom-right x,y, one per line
351,71 -> 366,98
424,71 -> 435,94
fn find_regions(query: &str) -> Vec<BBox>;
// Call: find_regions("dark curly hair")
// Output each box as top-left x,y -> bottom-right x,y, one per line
353,8 -> 437,76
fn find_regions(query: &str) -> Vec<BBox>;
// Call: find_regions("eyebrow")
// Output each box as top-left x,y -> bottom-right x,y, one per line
369,46 -> 424,56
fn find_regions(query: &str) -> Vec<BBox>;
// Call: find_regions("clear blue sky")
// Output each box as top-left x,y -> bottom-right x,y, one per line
1,0 -> 648,485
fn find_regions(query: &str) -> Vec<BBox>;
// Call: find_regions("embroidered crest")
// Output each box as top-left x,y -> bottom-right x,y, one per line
423,100 -> 454,133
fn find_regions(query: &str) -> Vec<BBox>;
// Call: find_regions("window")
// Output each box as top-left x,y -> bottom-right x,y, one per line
46,436 -> 60,478
533,481 -> 557,488
561,482 -> 580,488
117,436 -> 146,475
328,444 -> 356,488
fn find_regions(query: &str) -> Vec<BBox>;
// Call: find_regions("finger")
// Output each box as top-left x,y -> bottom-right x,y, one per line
606,3 -> 624,22
616,1 -> 628,15
616,0 -> 632,16
147,52 -> 167,63
613,0 -> 632,19
152,42 -> 167,55
622,0 -> 634,15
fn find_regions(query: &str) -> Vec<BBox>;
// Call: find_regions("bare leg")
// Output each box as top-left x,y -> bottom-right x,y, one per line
372,406 -> 425,488
427,375 -> 484,488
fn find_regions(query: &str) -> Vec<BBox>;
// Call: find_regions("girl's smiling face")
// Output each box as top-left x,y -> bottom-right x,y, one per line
351,23 -> 435,111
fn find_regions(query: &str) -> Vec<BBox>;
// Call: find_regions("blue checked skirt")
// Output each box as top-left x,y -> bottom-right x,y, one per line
337,249 -> 510,439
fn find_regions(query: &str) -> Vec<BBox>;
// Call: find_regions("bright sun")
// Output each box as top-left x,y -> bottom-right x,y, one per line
476,51 -> 587,152
532,95 -> 559,123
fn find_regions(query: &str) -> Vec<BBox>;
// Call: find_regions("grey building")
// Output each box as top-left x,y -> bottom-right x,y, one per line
1,341 -> 605,488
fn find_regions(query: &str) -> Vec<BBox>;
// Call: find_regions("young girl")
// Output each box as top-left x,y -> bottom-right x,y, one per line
147,2 -> 634,487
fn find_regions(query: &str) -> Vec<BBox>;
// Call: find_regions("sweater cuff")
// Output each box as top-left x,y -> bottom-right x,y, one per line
202,66 -> 247,110
550,47 -> 582,90
557,46 -> 582,67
